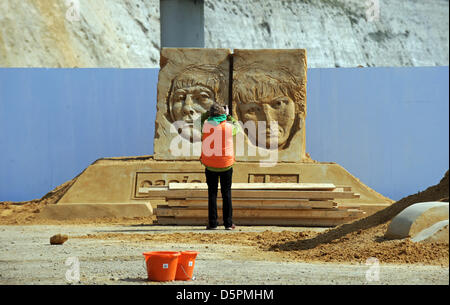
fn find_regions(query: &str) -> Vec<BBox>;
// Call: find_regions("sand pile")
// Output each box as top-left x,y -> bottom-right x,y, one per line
272,170 -> 449,251
0,175 -> 157,225
0,175 -> 153,225
0,178 -> 75,225
73,222 -> 448,265
266,223 -> 448,265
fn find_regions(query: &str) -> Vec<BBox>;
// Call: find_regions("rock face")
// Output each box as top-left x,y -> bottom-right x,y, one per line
205,0 -> 449,68
0,0 -> 448,68
0,0 -> 160,67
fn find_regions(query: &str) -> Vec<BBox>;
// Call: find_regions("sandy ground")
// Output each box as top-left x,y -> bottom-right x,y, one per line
0,224 -> 448,285
1,171 -> 448,285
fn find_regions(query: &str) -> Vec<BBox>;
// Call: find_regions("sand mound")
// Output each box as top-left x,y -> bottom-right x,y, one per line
0,175 -> 156,225
0,177 -> 76,225
271,170 -> 449,252
267,223 -> 448,265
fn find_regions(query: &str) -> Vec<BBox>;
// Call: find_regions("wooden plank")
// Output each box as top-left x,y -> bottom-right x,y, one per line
150,188 -> 352,198
156,217 -> 356,227
167,203 -> 328,210
168,182 -> 336,190
166,199 -> 336,209
148,188 -> 359,200
156,207 -> 362,219
186,197 -> 309,201
336,186 -> 352,192
336,204 -> 362,209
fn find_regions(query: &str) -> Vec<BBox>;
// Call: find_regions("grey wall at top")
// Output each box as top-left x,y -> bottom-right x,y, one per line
160,0 -> 204,48
0,66 -> 448,202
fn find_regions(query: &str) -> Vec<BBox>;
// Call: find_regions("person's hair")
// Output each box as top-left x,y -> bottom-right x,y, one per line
209,103 -> 226,117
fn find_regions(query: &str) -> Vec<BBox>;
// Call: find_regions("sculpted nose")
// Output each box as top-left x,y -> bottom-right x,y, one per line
262,104 -> 274,122
183,107 -> 195,116
183,95 -> 195,116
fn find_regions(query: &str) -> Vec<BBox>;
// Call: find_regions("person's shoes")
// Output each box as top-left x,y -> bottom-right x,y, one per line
206,225 -> 218,230
225,224 -> 236,230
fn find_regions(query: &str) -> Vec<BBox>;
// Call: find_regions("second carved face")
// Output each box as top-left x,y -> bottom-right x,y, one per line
233,66 -> 304,149
237,96 -> 296,148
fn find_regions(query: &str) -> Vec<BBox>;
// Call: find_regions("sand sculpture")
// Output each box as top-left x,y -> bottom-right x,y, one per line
40,48 -> 394,223
154,48 -> 230,160
232,49 -> 307,162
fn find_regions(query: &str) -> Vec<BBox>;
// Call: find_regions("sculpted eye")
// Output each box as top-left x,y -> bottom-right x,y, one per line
199,92 -> 210,99
274,100 -> 285,108
177,94 -> 185,101
248,103 -> 261,113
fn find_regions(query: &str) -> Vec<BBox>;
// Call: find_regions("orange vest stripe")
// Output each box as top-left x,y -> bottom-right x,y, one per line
201,121 -> 235,168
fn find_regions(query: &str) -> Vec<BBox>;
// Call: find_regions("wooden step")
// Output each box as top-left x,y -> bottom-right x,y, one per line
167,182 -> 337,190
165,199 -> 337,209
155,207 -> 363,219
147,188 -> 359,200
156,216 -> 357,227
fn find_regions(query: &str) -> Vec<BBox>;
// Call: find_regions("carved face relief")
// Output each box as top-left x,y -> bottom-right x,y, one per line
237,97 -> 296,148
167,65 -> 226,143
169,85 -> 215,142
233,65 -> 305,150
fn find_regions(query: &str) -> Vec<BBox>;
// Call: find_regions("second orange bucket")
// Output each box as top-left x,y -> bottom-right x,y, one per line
175,251 -> 199,281
143,251 -> 180,282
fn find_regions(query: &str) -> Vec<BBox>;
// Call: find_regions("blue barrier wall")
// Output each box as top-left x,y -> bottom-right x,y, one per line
307,66 -> 449,201
0,67 -> 448,202
0,68 -> 159,201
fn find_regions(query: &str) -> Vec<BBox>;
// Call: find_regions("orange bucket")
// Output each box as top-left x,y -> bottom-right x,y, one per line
143,251 -> 180,281
175,251 -> 199,281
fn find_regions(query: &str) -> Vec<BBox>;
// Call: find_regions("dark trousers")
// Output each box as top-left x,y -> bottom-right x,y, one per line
205,167 -> 233,228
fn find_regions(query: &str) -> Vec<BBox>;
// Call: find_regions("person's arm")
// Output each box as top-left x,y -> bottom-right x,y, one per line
226,114 -> 241,136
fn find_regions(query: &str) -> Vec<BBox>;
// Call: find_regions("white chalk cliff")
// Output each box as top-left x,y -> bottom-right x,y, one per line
0,0 -> 448,68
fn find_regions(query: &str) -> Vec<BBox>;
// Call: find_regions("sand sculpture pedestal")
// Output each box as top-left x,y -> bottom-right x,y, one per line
40,48 -> 394,224
40,156 -> 393,223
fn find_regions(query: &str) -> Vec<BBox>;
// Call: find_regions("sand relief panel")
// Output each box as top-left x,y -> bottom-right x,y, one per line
154,48 -> 306,163
232,49 -> 307,163
154,48 -> 231,160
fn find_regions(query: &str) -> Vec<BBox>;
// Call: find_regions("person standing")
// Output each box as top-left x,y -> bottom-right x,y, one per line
200,103 -> 240,230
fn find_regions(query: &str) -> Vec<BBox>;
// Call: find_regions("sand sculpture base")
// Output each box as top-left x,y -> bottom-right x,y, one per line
39,156 -> 393,224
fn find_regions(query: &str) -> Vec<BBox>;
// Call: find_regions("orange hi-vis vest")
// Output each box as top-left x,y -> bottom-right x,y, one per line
201,120 -> 235,168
